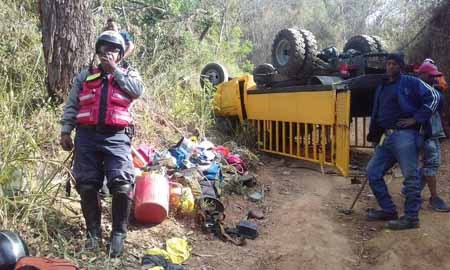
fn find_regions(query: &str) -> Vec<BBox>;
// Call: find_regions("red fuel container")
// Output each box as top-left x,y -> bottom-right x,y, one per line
134,173 -> 169,224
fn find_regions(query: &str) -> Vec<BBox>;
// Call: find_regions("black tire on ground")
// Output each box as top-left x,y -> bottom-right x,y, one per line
200,63 -> 229,88
253,63 -> 276,86
297,29 -> 318,76
343,35 -> 379,54
370,35 -> 387,52
271,28 -> 306,77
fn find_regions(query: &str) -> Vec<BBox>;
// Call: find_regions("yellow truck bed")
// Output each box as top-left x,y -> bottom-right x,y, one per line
213,75 -> 352,176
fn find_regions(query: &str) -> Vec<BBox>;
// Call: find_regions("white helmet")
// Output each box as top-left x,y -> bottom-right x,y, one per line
95,30 -> 125,57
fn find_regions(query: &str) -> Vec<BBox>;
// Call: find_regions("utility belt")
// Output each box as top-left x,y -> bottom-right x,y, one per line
77,124 -> 134,138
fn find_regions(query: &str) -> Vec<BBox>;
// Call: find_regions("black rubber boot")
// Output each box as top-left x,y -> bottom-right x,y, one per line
78,184 -> 102,250
109,183 -> 132,258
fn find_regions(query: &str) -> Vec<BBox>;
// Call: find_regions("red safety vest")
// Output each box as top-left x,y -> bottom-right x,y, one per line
76,68 -> 133,128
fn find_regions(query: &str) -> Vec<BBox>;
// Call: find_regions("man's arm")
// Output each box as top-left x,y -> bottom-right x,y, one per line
439,93 -> 450,137
60,70 -> 89,134
113,68 -> 145,99
120,31 -> 134,60
437,76 -> 448,92
367,85 -> 384,143
123,41 -> 134,59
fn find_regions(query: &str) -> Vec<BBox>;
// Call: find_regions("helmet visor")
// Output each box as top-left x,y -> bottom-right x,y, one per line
97,45 -> 121,55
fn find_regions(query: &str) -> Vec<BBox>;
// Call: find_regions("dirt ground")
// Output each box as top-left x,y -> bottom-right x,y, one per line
84,141 -> 450,269
183,141 -> 450,270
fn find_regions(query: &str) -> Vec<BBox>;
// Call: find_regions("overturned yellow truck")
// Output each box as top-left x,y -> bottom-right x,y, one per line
202,29 -> 390,176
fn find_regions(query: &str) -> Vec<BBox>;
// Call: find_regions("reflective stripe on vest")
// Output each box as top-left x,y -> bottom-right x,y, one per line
76,111 -> 92,118
79,93 -> 95,102
86,72 -> 101,81
112,92 -> 131,103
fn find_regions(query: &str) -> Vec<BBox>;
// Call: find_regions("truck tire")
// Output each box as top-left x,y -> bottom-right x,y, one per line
253,63 -> 276,87
298,29 -> 318,76
215,116 -> 238,135
370,35 -> 387,52
343,35 -> 378,54
200,63 -> 229,88
271,28 -> 306,77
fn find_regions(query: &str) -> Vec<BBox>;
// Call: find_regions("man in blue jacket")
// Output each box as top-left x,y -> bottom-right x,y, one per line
366,53 -> 440,230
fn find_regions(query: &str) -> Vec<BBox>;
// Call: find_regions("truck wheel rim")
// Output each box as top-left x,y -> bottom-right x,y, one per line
205,69 -> 221,85
275,39 -> 290,66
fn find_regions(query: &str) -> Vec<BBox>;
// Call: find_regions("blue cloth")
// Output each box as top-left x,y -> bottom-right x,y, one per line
366,129 -> 423,220
169,147 -> 187,169
202,162 -> 224,183
73,127 -> 134,189
422,138 -> 441,177
369,75 -> 441,135
375,80 -> 402,129
120,31 -> 133,44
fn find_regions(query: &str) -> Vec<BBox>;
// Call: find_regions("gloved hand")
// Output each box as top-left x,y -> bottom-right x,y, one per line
60,133 -> 73,151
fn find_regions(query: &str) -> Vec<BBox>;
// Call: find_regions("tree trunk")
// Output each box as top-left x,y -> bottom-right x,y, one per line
39,0 -> 95,103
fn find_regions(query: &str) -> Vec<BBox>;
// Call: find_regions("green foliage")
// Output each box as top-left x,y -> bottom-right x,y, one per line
0,1 -> 252,266
0,2 -> 73,261
0,1 -> 46,101
96,0 -> 252,134
3,0 -> 442,267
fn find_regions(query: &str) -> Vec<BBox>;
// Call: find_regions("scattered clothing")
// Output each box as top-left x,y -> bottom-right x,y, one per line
144,238 -> 191,265
141,255 -> 183,270
226,154 -> 247,175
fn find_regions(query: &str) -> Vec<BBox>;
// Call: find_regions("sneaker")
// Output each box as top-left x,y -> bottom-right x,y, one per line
367,209 -> 398,221
429,196 -> 450,212
385,216 -> 419,230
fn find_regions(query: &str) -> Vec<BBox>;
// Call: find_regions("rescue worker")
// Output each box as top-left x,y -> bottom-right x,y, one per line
59,31 -> 145,257
366,53 -> 440,230
104,18 -> 135,60
416,62 -> 450,211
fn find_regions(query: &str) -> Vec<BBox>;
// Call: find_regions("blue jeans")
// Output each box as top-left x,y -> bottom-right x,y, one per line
366,129 -> 422,220
73,127 -> 135,189
423,138 -> 441,177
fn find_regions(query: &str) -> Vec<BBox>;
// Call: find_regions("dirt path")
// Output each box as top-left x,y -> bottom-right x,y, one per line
187,149 -> 450,270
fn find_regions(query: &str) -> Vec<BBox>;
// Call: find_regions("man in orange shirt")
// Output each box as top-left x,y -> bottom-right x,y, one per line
423,58 -> 448,92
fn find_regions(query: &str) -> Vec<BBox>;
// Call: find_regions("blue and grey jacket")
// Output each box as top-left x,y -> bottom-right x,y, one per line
367,74 -> 440,143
